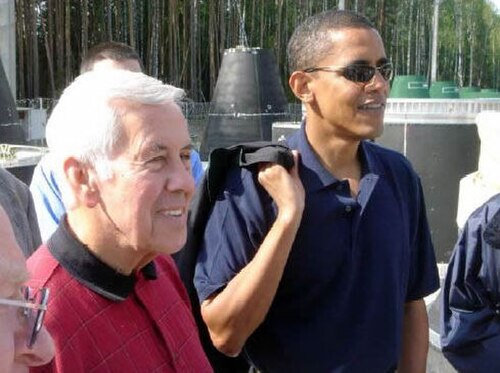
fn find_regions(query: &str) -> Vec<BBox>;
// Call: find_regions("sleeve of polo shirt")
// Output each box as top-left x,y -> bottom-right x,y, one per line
440,209 -> 500,373
29,158 -> 66,242
194,167 -> 273,303
406,177 -> 440,301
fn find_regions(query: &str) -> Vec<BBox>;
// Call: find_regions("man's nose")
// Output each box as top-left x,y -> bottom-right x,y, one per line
165,158 -> 196,197
365,69 -> 390,92
15,326 -> 55,367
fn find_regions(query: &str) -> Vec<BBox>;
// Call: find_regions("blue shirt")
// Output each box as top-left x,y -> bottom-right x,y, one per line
440,193 -> 500,373
30,150 -> 205,242
195,124 -> 439,372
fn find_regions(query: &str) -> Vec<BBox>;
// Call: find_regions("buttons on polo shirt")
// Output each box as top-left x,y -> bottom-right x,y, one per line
335,184 -> 343,192
343,203 -> 359,216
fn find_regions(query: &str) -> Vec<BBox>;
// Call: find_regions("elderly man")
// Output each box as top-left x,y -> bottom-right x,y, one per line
30,41 -> 205,242
0,205 -> 54,371
194,9 -> 438,372
27,70 -> 211,372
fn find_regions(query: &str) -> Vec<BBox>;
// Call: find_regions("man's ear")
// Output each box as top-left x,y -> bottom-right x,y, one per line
289,71 -> 314,104
63,157 -> 100,208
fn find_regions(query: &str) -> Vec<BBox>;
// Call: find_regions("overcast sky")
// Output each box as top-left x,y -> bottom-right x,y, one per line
491,0 -> 500,13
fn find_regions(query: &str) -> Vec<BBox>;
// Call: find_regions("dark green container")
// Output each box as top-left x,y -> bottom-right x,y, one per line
459,86 -> 480,98
390,75 -> 429,98
429,81 -> 459,99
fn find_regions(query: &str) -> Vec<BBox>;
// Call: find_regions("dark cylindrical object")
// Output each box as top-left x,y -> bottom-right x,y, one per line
0,57 -> 24,144
378,122 -> 479,262
200,47 -> 288,159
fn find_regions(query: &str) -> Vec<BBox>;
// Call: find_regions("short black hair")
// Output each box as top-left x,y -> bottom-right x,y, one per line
79,41 -> 143,74
287,9 -> 375,73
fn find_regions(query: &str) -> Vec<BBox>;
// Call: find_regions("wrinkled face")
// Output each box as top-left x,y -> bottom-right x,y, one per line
305,27 -> 390,141
0,215 -> 54,373
95,100 -> 195,255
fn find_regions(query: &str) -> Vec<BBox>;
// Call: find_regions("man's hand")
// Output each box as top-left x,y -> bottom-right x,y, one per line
257,150 -> 305,226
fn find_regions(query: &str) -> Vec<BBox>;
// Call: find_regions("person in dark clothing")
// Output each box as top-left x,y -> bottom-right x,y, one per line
194,9 -> 439,372
441,193 -> 500,373
0,166 -> 41,257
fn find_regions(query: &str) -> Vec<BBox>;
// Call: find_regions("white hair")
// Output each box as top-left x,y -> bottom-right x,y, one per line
46,70 -> 185,208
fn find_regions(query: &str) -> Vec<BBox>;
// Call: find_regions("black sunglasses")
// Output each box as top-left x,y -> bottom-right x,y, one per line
303,62 -> 394,84
0,286 -> 50,348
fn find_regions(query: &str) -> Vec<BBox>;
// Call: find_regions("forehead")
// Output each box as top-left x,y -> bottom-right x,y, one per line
114,100 -> 190,155
320,27 -> 386,65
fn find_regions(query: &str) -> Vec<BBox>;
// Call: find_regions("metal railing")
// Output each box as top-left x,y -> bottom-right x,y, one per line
385,98 -> 500,124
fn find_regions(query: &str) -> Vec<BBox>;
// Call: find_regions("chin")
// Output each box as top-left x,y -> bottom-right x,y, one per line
156,234 -> 187,255
10,364 -> 28,373
358,121 -> 384,139
371,125 -> 384,139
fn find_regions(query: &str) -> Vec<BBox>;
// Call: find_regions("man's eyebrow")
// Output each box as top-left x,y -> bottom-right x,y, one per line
139,143 -> 167,159
348,59 -> 371,65
346,57 -> 389,66
142,143 -> 193,157
9,266 -> 29,285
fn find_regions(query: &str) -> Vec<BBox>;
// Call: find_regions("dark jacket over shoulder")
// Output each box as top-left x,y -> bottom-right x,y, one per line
441,193 -> 500,373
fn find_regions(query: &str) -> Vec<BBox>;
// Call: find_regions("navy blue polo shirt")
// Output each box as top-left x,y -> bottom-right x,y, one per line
195,124 -> 439,372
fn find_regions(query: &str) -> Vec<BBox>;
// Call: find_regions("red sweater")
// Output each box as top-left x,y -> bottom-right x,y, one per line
28,244 -> 212,372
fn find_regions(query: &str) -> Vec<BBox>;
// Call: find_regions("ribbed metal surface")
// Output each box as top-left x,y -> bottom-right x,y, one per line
200,47 -> 288,159
378,122 -> 479,262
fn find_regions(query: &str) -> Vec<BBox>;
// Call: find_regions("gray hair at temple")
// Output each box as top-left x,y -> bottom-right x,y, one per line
45,70 -> 185,206
287,9 -> 375,73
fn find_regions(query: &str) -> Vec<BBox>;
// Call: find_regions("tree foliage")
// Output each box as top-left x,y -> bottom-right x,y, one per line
14,0 -> 500,101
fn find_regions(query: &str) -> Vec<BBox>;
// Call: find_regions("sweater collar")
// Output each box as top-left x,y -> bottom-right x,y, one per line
47,217 -> 157,301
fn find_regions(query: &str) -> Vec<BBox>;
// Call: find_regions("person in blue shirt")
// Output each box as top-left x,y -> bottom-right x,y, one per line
194,9 -> 439,372
30,42 -> 204,241
441,193 -> 500,373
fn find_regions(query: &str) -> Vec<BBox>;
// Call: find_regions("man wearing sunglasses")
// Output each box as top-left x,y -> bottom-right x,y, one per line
193,9 -> 439,372
0,205 -> 54,372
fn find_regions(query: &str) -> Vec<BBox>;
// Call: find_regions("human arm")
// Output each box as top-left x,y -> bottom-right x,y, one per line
200,151 -> 304,357
398,299 -> 428,373
440,202 -> 500,372
26,186 -> 42,252
397,175 -> 438,372
190,149 -> 205,186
